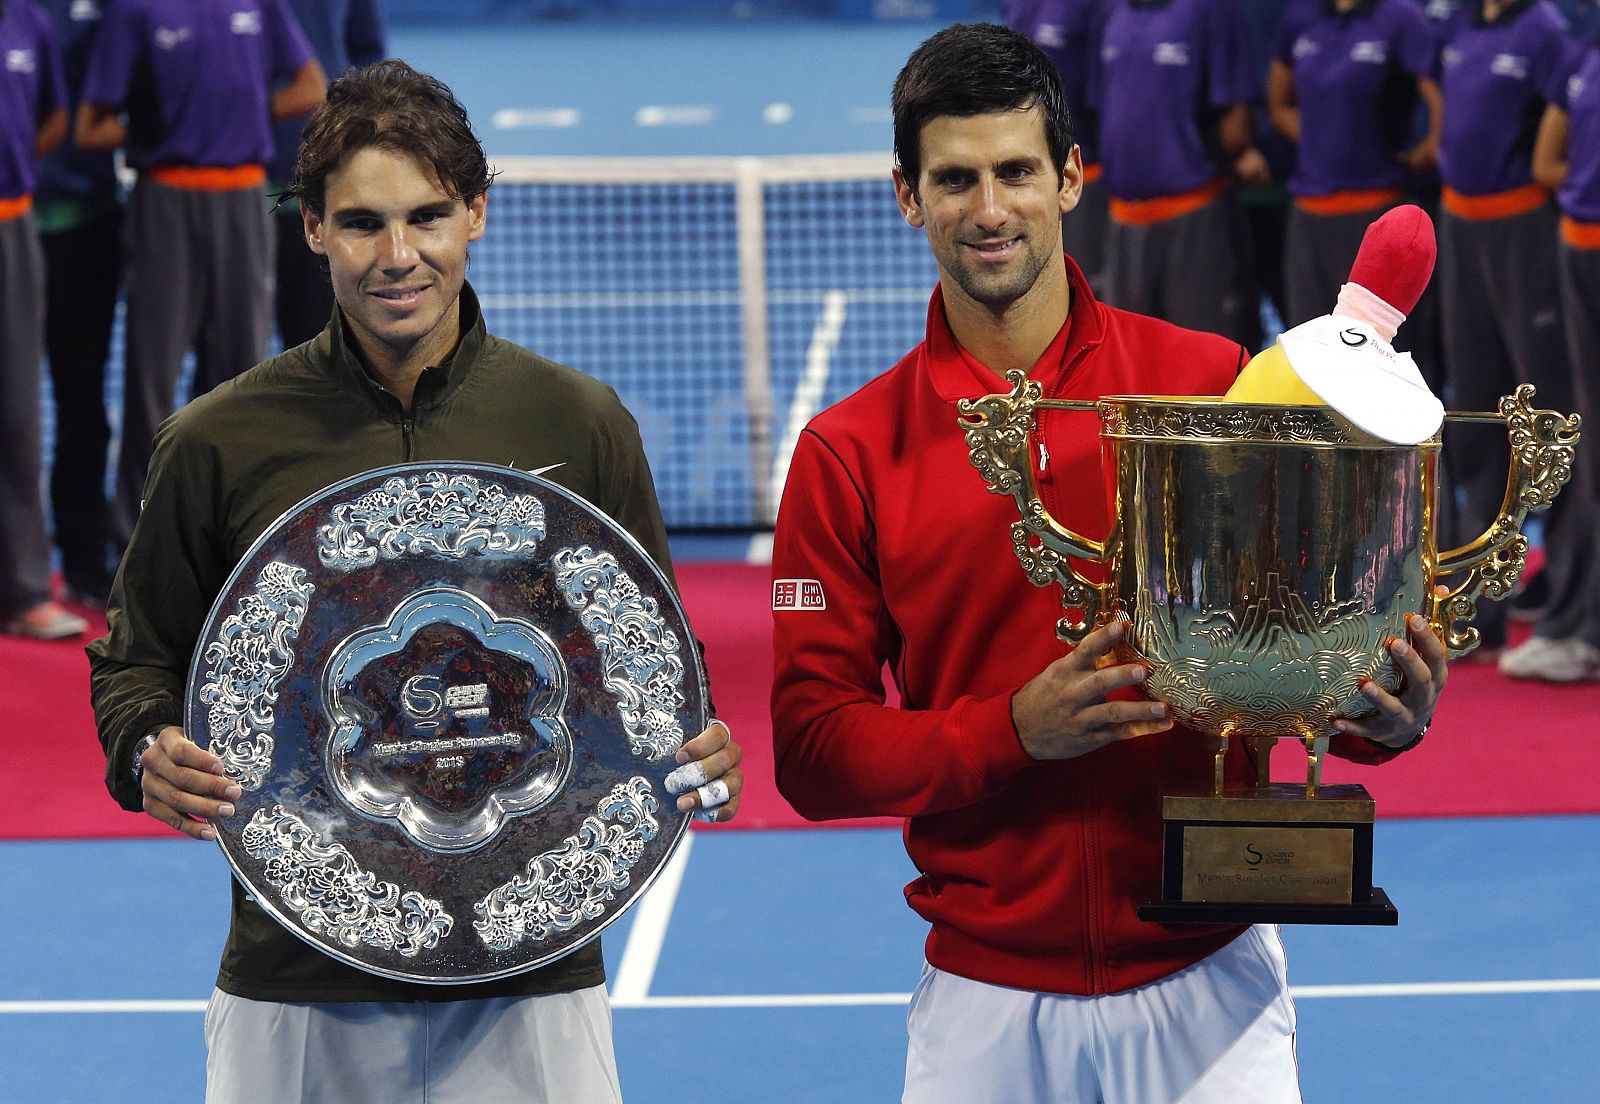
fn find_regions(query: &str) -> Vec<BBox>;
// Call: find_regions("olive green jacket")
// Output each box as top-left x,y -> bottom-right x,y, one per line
86,284 -> 675,1002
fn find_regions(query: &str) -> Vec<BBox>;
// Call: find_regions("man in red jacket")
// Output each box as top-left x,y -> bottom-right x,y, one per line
770,23 -> 1448,1104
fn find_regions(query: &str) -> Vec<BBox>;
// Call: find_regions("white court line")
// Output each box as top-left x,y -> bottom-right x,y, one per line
8,977 -> 1600,1015
1290,978 -> 1600,999
491,107 -> 581,130
614,992 -> 910,1010
769,290 -> 848,513
609,831 -> 695,1005
635,105 -> 716,127
0,1000 -> 208,1014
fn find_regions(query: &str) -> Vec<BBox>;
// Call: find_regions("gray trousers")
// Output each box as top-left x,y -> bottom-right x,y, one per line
115,177 -> 270,538
204,986 -> 624,1104
1551,239 -> 1600,645
0,211 -> 52,615
1103,192 -> 1260,351
1437,204 -> 1576,647
1282,203 -> 1375,327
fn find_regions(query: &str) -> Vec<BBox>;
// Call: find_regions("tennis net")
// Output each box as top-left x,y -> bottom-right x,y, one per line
480,153 -> 939,527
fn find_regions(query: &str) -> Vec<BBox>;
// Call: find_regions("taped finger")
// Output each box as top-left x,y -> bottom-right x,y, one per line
695,779 -> 731,809
664,760 -> 710,795
693,806 -> 721,823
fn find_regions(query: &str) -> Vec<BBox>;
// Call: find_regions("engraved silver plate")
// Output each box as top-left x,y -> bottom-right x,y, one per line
187,463 -> 707,983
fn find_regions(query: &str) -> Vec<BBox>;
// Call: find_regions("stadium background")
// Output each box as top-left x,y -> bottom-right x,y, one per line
4,4 -> 1600,1102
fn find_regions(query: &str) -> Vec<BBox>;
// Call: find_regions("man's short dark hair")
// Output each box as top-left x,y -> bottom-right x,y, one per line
892,23 -> 1073,193
285,60 -> 493,217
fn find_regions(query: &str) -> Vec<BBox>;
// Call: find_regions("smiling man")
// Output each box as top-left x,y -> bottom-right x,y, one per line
770,23 -> 1446,1104
86,61 -> 742,1103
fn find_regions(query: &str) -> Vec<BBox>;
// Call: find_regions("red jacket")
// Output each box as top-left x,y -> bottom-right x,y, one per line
771,261 -> 1399,995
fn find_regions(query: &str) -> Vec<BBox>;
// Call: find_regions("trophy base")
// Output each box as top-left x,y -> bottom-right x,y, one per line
1138,886 -> 1397,926
1137,783 -> 1399,927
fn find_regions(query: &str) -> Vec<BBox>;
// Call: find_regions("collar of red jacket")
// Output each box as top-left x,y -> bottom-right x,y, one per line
922,253 -> 1108,404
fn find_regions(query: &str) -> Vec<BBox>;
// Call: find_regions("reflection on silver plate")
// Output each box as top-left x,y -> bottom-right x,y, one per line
186,463 -> 707,983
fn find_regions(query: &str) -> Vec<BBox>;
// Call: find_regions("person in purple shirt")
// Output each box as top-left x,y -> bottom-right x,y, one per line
35,0 -> 124,610
1006,0 -> 1111,291
1095,0 -> 1269,348
1268,0 -> 1442,327
270,0 -> 385,349
74,0 -> 325,544
1435,0 -> 1587,669
0,0 -> 83,641
1525,21 -> 1600,682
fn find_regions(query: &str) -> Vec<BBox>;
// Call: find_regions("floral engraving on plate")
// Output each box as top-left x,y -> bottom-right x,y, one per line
552,546 -> 685,760
317,470 -> 546,570
472,777 -> 660,950
198,561 -> 313,790
1103,404 -> 1359,444
241,805 -> 454,958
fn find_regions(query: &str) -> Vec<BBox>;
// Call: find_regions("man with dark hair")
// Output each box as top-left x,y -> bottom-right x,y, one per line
772,23 -> 1445,1102
87,60 -> 743,1102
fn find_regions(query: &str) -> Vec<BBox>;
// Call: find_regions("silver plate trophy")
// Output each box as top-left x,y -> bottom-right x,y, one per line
186,463 -> 707,983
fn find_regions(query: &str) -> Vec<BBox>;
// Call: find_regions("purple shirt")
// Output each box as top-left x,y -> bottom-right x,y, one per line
0,0 -> 66,198
1439,0 -> 1578,195
1276,0 -> 1439,195
1097,0 -> 1262,200
1557,43 -> 1600,221
1005,0 -> 1107,164
81,0 -> 313,169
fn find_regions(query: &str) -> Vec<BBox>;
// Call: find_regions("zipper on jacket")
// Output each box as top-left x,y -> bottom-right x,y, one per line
401,416 -> 415,461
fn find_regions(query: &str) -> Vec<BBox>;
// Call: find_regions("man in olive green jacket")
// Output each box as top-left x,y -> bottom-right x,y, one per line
86,60 -> 743,1103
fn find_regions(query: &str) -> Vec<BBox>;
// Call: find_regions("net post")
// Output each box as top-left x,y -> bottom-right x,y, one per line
736,157 -> 776,526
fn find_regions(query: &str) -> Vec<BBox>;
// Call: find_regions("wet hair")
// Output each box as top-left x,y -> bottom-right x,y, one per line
891,23 -> 1073,193
284,59 -> 493,217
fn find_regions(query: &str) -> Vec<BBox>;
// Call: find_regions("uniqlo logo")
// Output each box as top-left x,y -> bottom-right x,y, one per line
773,579 -> 826,611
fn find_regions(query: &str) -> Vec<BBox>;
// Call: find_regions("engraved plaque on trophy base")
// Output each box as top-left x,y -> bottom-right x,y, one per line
1138,784 -> 1398,926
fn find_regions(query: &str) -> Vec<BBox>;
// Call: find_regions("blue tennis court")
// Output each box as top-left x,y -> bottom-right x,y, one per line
4,815 -> 1598,1102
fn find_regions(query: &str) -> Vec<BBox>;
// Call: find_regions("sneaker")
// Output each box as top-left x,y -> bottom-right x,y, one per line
2,601 -> 89,641
1499,636 -> 1600,683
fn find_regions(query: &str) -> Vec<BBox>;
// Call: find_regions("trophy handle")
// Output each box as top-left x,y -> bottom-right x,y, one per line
957,369 -> 1111,645
1432,384 -> 1582,659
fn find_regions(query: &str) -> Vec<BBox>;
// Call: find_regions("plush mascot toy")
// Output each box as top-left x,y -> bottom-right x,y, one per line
1227,204 -> 1444,444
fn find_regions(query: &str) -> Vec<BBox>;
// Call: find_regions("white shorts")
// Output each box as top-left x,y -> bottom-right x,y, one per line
204,985 -> 623,1104
903,926 -> 1301,1104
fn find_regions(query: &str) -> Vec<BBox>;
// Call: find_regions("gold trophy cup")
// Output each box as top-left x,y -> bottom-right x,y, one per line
959,375 -> 1580,924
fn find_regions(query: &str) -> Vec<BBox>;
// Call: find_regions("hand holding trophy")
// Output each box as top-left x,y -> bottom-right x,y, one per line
960,207 -> 1581,925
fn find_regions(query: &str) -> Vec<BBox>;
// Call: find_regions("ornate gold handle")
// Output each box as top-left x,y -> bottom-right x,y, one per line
1432,384 -> 1582,658
957,370 -> 1110,644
